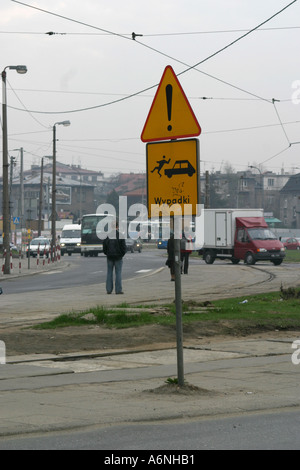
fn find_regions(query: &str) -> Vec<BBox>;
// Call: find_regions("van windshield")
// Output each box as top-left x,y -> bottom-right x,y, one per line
248,228 -> 277,240
61,230 -> 81,238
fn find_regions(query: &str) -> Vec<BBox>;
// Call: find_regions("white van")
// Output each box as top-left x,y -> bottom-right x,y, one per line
60,224 -> 81,256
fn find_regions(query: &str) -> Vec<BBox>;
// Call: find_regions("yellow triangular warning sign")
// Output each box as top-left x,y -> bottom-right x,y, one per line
141,65 -> 201,142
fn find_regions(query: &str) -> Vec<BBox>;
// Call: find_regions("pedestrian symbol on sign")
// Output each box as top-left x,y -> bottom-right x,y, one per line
151,156 -> 171,177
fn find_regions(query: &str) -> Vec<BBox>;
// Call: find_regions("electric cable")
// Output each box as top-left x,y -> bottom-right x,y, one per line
272,98 -> 291,146
1,25 -> 300,36
8,0 -> 300,172
9,0 -> 298,114
6,78 -> 49,129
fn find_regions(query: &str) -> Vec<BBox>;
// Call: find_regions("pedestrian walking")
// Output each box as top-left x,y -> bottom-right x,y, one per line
103,220 -> 126,294
166,232 -> 175,281
180,228 -> 192,274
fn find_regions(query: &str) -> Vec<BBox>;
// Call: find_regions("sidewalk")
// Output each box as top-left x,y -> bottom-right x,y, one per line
0,256 -> 300,438
1,254 -> 67,278
0,337 -> 299,437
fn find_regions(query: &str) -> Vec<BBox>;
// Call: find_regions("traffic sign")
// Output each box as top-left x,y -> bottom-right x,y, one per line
141,65 -> 201,143
13,217 -> 20,225
146,138 -> 200,217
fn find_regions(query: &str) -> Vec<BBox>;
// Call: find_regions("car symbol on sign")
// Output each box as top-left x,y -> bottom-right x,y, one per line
164,160 -> 196,178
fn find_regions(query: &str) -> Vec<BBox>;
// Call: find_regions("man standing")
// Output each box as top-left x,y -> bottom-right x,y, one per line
103,220 -> 126,294
180,228 -> 192,274
167,232 -> 175,281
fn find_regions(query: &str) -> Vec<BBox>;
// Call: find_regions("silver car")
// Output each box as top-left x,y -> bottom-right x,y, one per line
27,237 -> 51,258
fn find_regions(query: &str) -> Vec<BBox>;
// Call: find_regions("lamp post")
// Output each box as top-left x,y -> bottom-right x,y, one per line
2,65 -> 27,274
51,121 -> 70,259
249,165 -> 264,209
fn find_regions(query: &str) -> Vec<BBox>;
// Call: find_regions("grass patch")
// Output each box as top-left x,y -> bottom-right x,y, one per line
283,250 -> 300,263
33,287 -> 300,336
33,305 -> 175,330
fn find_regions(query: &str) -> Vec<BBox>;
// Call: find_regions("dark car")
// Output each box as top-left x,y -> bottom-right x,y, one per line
281,237 -> 300,250
126,237 -> 143,253
164,160 -> 195,178
157,239 -> 168,249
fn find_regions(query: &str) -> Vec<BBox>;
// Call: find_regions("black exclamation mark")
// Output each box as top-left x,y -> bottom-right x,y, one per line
166,84 -> 173,131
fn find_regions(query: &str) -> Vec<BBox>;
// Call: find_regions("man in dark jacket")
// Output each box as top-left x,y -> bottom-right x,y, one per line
167,232 -> 175,281
103,221 -> 126,294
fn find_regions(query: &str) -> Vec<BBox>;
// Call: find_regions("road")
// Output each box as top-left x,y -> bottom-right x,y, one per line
0,250 -> 300,449
0,248 -> 171,294
0,409 -> 299,449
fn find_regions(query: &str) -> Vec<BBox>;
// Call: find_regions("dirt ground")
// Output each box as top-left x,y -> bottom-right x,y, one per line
1,321 -> 298,357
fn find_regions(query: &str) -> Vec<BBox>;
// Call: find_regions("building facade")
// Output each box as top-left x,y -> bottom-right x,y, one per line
280,174 -> 300,228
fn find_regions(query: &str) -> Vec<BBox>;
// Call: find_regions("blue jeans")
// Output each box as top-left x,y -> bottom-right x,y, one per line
106,258 -> 123,294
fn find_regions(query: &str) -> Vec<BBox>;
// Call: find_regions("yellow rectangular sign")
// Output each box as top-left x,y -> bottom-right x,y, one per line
146,139 -> 200,217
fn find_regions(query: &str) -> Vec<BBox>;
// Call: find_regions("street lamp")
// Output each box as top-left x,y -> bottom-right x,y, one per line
249,165 -> 264,209
51,121 -> 70,259
2,65 -> 27,274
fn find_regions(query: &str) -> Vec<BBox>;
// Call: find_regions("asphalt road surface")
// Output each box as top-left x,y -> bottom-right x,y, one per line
0,249 -> 172,294
0,409 -> 299,450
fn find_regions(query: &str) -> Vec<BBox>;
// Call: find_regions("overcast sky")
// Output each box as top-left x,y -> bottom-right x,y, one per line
1,0 -> 300,177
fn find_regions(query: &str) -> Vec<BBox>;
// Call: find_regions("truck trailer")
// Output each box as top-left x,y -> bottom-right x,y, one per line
199,209 -> 285,266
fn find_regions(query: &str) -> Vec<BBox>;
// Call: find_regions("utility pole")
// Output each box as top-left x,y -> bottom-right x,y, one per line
20,148 -> 24,230
249,165 -> 264,209
2,68 -> 10,274
9,155 -> 16,237
2,65 -> 27,274
38,158 -> 44,236
205,171 -> 210,208
51,121 -> 70,259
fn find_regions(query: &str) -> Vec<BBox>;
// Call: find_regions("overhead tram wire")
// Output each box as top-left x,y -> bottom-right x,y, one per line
11,0 -> 133,42
1,25 -> 300,37
136,0 -> 298,85
8,2 -> 300,178
272,98 -> 292,146
257,97 -> 298,165
10,0 -> 298,115
6,78 -> 49,129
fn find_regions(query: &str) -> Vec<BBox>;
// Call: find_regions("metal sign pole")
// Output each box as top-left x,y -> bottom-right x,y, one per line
174,231 -> 184,386
141,66 -> 201,388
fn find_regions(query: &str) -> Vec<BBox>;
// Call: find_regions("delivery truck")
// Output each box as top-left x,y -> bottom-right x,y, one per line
199,209 -> 285,266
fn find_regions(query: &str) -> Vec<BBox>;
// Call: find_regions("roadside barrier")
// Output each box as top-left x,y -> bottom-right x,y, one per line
2,241 -> 61,275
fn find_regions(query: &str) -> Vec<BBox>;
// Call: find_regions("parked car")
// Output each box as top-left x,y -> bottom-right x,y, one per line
126,237 -> 143,253
0,238 -> 17,251
157,239 -> 168,249
27,237 -> 51,257
281,237 -> 300,250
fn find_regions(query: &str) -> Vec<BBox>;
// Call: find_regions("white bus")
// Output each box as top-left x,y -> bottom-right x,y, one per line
80,213 -> 114,257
